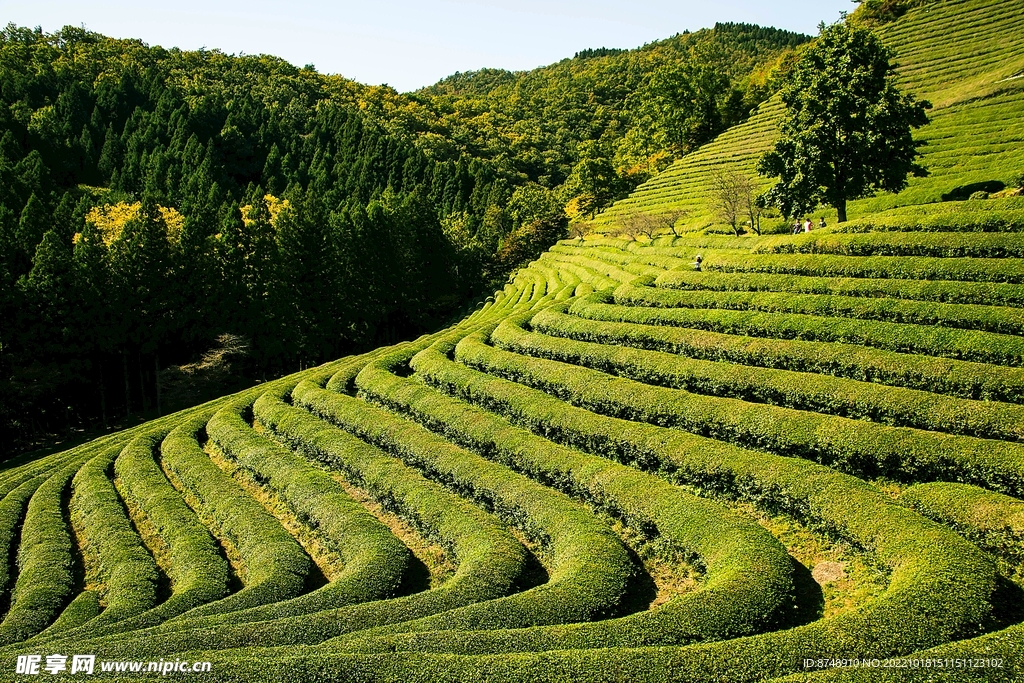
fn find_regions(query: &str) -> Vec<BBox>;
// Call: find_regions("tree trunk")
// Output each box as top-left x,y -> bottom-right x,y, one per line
122,353 -> 131,418
837,200 -> 848,223
138,352 -> 148,413
98,363 -> 107,429
154,352 -> 162,416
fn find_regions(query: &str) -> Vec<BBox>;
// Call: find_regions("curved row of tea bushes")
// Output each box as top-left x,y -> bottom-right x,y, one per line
495,308 -> 1024,442
0,452 -> 97,645
0,475 -> 50,616
900,482 -> 1024,564
455,328 -> 1024,495
835,205 -> 1024,233
47,382 -> 524,660
36,591 -> 101,638
257,387 -> 533,635
572,295 -> 1024,366
64,443 -> 162,629
343,332 -> 799,654
20,435 -> 236,652
702,252 -> 1024,284
342,348 -> 999,683
616,281 -> 1024,335
157,420 -> 312,619
551,243 -> 688,271
539,252 -> 657,284
554,295 -> 1024,401
764,483 -> 1024,682
531,258 -> 618,291
654,269 -> 1024,308
754,231 -> 1024,258
407,339 -> 1001,682
0,448 -> 89,500
1,415 -> 238,652
205,397 -> 412,617
296,360 -> 636,636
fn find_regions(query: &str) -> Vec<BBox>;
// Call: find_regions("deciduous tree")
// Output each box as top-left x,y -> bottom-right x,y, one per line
757,22 -> 930,222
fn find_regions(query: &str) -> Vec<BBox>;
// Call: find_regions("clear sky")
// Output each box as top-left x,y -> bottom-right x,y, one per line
1,0 -> 855,92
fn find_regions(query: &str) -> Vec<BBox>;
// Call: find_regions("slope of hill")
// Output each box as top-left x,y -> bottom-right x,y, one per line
590,0 -> 1024,232
1,1 -> 1023,681
0,20 -> 805,452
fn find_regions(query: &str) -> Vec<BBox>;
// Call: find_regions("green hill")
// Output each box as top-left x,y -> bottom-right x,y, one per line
1,1 -> 1024,681
590,0 -> 1024,232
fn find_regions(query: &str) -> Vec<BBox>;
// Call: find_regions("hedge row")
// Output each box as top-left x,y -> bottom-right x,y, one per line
372,326 -> 1001,683
497,309 -> 1024,442
0,452 -> 95,645
261,385 -> 533,635
157,419 -> 312,620
0,449 -> 86,500
114,433 -> 231,616
20,431 -> 241,645
616,281 -> 1024,336
553,295 -> 1024,400
36,590 -> 101,639
579,292 -> 1024,367
655,268 -> 1024,308
900,482 -> 1024,564
0,475 -> 49,620
297,357 -> 636,636
458,327 -> 1024,495
836,206 -> 1024,233
190,620 -> 1024,683
65,443 -> 162,629
532,258 -> 618,291
754,231 -> 1024,258
34,363 -> 520,662
539,252 -> 657,284
551,243 -> 688,271
341,333 -> 798,654
205,396 -> 412,620
701,252 -> 1024,284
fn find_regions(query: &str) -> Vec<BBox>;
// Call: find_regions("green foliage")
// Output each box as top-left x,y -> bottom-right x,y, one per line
206,395 -> 411,613
158,420 -> 312,618
616,280 -> 1024,336
758,22 -> 931,221
3,3 -> 1024,679
496,305 -> 1024,443
538,298 -> 1024,403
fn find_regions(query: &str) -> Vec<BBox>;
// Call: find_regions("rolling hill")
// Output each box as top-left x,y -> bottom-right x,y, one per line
590,0 -> 1024,232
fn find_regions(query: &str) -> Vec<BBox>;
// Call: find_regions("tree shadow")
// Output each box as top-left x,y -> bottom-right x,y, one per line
941,180 -> 1005,201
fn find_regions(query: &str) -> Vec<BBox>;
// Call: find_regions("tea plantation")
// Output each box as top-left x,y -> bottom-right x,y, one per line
1,0 -> 1023,681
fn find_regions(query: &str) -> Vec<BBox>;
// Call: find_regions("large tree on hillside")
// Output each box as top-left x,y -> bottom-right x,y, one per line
757,22 -> 930,222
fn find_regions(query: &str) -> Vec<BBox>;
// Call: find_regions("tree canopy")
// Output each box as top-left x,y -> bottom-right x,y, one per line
757,22 -> 930,222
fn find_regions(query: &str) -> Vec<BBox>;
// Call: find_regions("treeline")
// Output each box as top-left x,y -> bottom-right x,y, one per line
414,22 -> 810,218
0,25 -> 558,452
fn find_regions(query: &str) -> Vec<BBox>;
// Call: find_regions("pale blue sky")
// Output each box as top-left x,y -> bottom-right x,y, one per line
1,0 -> 855,92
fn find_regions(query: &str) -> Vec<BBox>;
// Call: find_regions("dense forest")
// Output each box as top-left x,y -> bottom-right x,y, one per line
0,22 -> 807,454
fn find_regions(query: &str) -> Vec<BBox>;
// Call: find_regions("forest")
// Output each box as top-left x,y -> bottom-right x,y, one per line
0,21 -> 806,455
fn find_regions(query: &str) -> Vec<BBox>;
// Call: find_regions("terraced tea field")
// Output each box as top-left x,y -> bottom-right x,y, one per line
591,0 -> 1024,232
3,0 -> 1024,680
1,197 -> 1023,681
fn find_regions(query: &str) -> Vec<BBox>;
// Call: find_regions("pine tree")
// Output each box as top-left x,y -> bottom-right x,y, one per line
15,193 -> 50,274
23,230 -> 75,360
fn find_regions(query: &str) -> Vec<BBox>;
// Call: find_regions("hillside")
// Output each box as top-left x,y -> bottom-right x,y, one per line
1,0 -> 1024,681
0,20 -> 801,453
590,0 -> 1024,232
